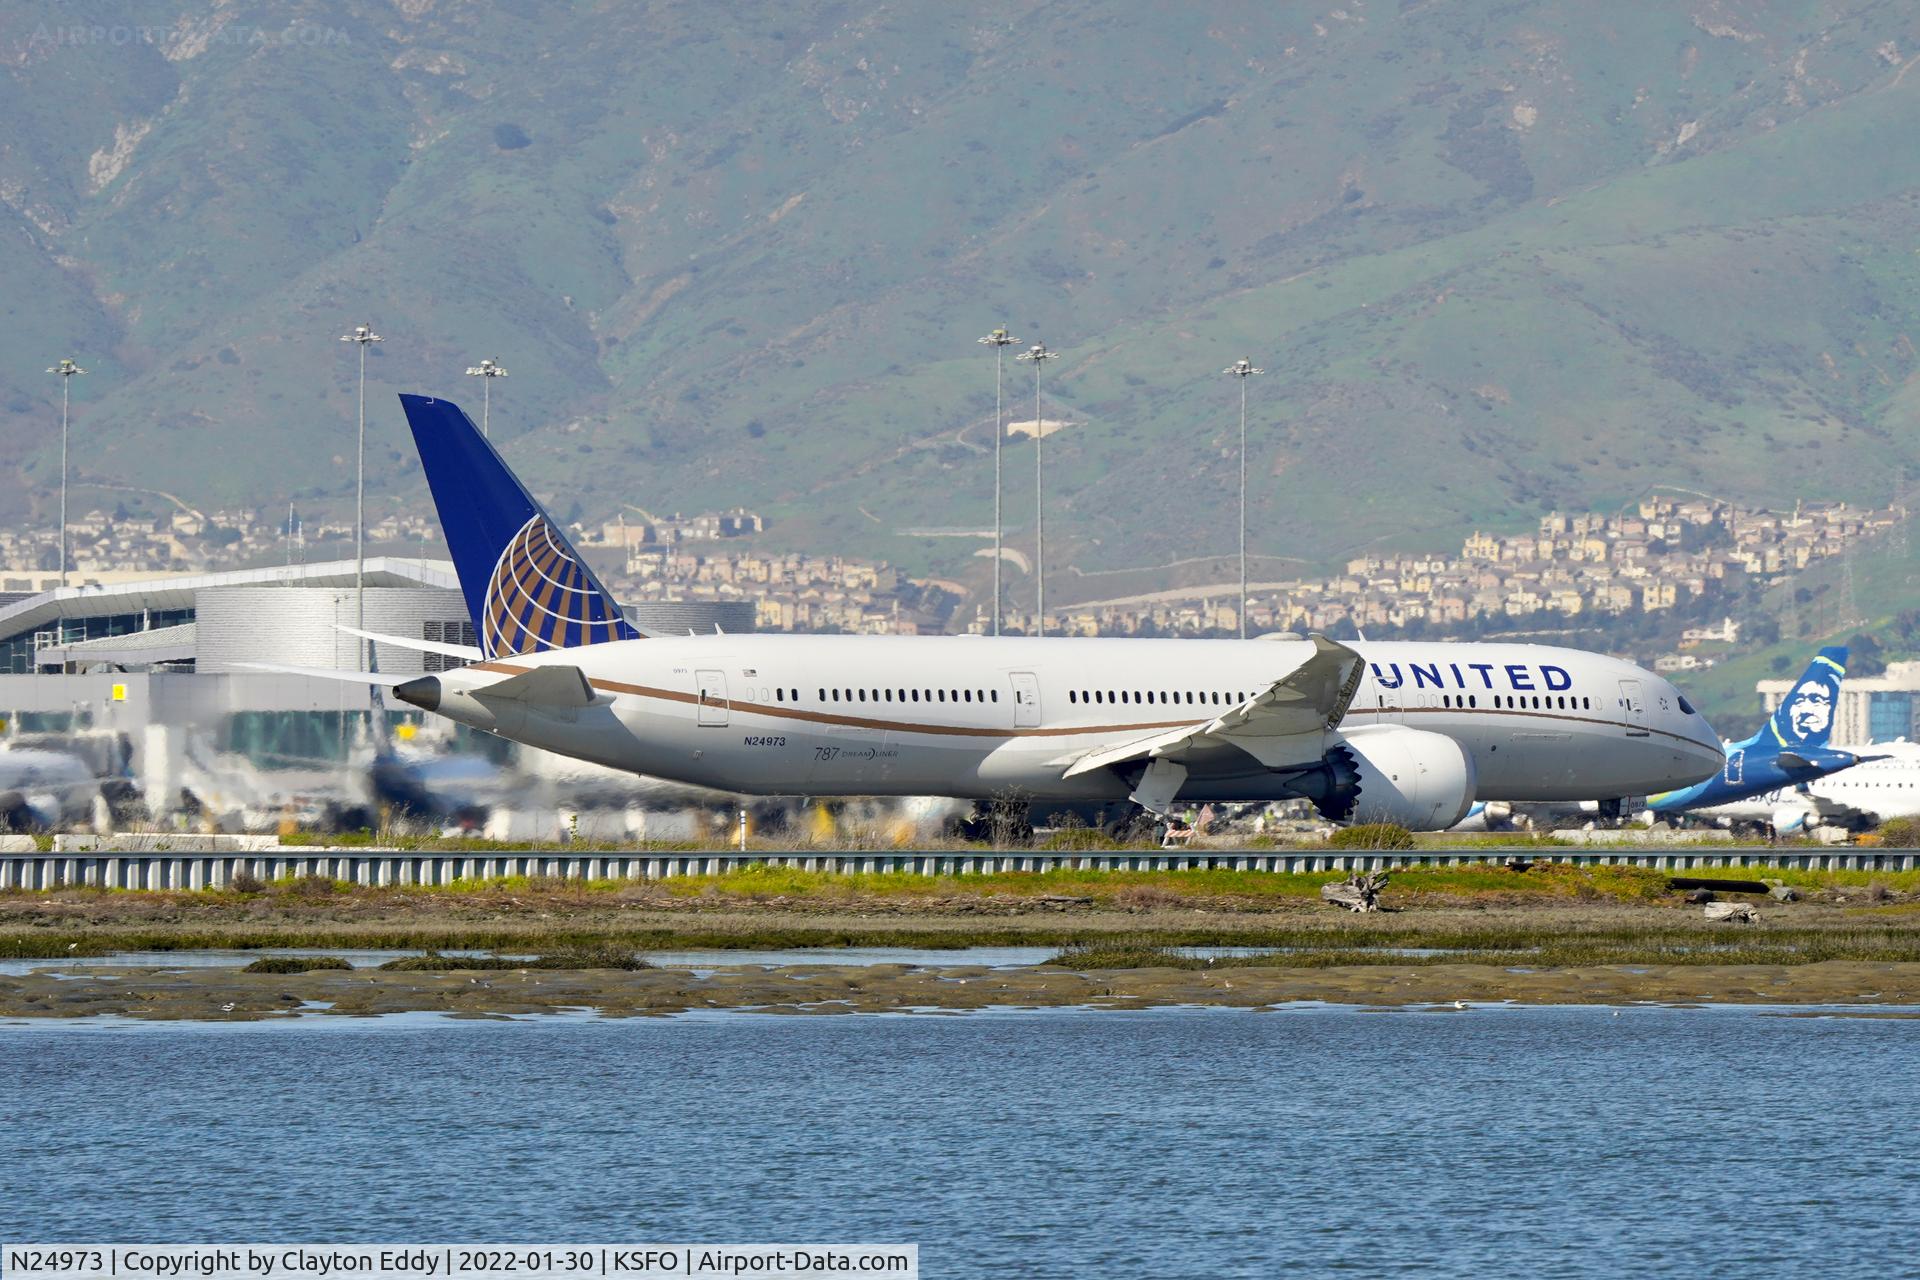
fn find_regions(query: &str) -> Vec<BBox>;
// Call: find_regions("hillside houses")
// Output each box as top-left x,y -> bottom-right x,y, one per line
1042,495 -> 1895,639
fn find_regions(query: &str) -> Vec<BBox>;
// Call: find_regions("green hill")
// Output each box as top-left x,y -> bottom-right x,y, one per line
7,0 -> 1920,605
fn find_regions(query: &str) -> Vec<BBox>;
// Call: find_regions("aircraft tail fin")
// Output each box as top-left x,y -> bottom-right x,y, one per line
1762,646 -> 1846,752
397,394 -> 639,659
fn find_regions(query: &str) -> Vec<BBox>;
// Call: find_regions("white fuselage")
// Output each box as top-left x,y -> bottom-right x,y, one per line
413,634 -> 1723,805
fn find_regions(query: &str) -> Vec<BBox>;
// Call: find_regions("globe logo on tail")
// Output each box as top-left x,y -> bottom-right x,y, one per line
483,514 -> 632,657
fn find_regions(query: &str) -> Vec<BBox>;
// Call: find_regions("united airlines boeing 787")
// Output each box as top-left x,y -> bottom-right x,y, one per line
291,395 -> 1724,832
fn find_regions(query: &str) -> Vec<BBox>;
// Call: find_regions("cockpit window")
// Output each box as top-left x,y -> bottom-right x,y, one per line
1677,696 -> 1695,716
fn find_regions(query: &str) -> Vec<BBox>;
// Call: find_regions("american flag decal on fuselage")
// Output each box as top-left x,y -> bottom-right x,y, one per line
483,514 -> 638,657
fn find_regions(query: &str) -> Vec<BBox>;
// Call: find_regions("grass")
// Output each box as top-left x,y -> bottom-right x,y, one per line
378,948 -> 651,972
5,863 -> 1920,965
1047,925 -> 1920,969
241,956 -> 351,974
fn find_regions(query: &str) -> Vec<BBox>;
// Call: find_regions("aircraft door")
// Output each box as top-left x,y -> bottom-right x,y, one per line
1618,679 -> 1649,737
696,669 -> 729,726
1010,672 -> 1041,728
1724,748 -> 1744,786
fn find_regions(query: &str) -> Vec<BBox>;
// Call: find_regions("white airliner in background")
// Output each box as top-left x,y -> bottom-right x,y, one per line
1689,740 -> 1920,834
276,394 -> 1725,832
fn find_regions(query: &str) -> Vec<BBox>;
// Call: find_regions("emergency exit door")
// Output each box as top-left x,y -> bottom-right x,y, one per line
696,669 -> 729,726
1009,672 -> 1041,728
1618,679 -> 1649,736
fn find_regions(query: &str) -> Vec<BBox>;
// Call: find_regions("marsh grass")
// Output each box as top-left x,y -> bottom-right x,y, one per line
377,947 -> 651,971
1047,926 -> 1920,969
241,956 -> 350,973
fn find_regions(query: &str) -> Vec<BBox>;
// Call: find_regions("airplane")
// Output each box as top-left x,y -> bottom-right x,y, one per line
267,393 -> 1725,833
1644,647 -> 1872,818
1689,739 -> 1920,836
0,744 -> 106,830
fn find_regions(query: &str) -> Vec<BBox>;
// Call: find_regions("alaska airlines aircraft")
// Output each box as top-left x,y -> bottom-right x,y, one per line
1700,741 -> 1920,834
1645,647 -> 1869,818
294,395 -> 1723,832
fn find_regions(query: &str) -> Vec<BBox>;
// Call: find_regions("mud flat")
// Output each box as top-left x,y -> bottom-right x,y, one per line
5,959 -> 1920,1021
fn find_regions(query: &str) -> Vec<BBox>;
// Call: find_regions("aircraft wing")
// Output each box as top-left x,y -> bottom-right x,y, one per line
333,623 -> 482,663
1062,633 -> 1364,779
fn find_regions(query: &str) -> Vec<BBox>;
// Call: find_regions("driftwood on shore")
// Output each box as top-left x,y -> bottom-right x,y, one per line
1704,902 -> 1758,924
1321,871 -> 1389,912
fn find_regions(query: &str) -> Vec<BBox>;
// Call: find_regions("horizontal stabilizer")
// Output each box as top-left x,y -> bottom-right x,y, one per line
233,662 -> 411,687
470,664 -> 598,709
332,623 -> 482,663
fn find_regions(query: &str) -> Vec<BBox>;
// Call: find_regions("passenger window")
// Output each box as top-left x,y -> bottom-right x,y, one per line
776,689 -> 784,703
964,690 -> 973,702
991,690 -> 999,702
818,688 -> 826,701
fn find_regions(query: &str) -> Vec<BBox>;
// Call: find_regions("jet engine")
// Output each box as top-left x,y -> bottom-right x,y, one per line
1771,806 -> 1813,836
1281,725 -> 1477,831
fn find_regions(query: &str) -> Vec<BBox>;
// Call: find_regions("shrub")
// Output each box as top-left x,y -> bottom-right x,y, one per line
1877,817 -> 1920,849
1327,822 -> 1417,850
229,867 -> 266,895
242,956 -> 351,973
286,875 -> 338,898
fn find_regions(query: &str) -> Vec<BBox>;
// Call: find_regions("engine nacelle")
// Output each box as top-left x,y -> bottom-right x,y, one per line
1771,806 -> 1812,836
1304,726 -> 1478,831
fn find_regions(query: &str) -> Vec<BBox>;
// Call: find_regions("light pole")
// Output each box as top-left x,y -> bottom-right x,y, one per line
1223,358 -> 1264,638
1016,341 -> 1058,635
339,324 -> 383,657
465,357 -> 508,439
976,327 -> 1018,635
46,359 -> 86,589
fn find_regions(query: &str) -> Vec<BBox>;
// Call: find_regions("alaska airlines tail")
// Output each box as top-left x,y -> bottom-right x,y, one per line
1648,645 -> 1852,816
398,393 -> 640,659
1752,645 -> 1845,752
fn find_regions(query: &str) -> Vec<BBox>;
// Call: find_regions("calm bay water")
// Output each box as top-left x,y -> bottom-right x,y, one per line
2,1005 -> 1913,1277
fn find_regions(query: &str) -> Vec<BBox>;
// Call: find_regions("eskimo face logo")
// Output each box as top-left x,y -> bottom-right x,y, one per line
1782,678 -> 1835,742
483,515 -> 628,657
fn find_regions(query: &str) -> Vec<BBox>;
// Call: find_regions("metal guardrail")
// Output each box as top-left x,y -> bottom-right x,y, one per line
0,847 -> 1914,891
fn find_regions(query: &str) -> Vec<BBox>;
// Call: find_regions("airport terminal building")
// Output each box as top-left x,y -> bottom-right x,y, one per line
0,559 -> 750,829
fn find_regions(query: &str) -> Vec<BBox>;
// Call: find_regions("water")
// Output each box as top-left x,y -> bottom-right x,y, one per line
0,950 -> 507,976
0,944 -> 1359,977
3,1006 -> 1915,1277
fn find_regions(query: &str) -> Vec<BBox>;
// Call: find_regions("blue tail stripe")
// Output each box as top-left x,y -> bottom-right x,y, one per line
398,393 -> 640,657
